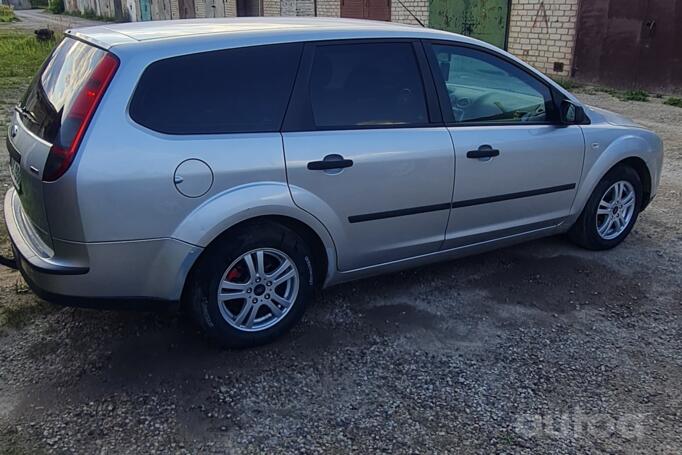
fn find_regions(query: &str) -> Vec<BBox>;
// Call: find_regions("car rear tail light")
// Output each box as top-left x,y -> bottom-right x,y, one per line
43,53 -> 119,182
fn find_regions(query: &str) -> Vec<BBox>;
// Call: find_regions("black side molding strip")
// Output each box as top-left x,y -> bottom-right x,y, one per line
348,184 -> 576,223
349,203 -> 451,223
451,184 -> 576,209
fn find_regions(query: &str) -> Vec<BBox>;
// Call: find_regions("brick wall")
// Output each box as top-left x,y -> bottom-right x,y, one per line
225,0 -> 237,16
280,0 -> 314,16
296,0 -> 314,16
316,0 -> 339,17
170,0 -> 179,19
391,0 -> 428,26
507,0 -> 578,77
194,0 -> 206,17
264,0 -> 281,16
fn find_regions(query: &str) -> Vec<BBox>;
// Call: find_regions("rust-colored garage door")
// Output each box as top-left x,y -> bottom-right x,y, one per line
178,0 -> 195,18
341,0 -> 390,21
573,0 -> 682,92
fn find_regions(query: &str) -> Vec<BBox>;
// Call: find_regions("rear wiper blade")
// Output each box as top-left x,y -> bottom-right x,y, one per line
14,105 -> 39,124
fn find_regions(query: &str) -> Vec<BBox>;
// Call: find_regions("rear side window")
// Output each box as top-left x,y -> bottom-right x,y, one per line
20,38 -> 108,144
308,43 -> 429,128
129,43 -> 303,135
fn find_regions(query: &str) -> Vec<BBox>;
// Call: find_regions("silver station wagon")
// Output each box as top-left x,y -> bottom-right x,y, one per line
4,18 -> 663,347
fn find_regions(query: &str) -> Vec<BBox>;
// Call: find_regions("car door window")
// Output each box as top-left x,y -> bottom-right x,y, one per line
309,43 -> 429,128
430,44 -> 555,124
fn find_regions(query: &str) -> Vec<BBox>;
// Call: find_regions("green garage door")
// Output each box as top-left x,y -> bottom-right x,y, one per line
429,0 -> 510,49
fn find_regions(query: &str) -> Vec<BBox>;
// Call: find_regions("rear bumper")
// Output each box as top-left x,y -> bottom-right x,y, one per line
4,188 -> 202,308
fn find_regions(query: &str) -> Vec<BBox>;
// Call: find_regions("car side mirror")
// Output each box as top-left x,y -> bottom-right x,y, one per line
560,99 -> 586,125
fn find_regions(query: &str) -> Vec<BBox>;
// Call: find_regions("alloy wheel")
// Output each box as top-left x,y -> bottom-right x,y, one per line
596,180 -> 636,240
217,248 -> 299,332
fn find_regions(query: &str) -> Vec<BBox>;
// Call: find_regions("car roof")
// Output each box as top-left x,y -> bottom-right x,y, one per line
66,18 -> 578,106
67,17 -> 468,49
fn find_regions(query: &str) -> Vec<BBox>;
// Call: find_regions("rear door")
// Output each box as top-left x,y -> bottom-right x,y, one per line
424,42 -> 584,248
7,38 -> 110,248
282,40 -> 455,271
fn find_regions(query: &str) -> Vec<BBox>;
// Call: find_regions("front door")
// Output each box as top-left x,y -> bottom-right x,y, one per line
283,41 -> 454,271
424,42 -> 584,248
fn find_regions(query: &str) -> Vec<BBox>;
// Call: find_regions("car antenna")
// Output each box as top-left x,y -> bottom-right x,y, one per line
394,0 -> 425,27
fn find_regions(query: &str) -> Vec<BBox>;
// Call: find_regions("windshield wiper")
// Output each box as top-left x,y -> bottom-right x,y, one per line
14,105 -> 39,125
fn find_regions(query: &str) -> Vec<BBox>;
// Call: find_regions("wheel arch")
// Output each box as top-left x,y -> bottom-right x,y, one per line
576,155 -> 653,215
170,183 -> 337,304
618,156 -> 652,209
180,213 -> 334,305
570,133 -> 657,223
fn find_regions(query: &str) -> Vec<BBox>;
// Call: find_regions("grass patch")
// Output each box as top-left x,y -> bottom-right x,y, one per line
0,31 -> 60,84
620,90 -> 649,102
0,30 -> 60,157
0,5 -> 18,22
48,0 -> 64,14
553,77 -> 583,91
593,86 -> 651,102
663,96 -> 682,108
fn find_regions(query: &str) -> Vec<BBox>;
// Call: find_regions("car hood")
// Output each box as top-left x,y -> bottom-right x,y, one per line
585,106 -> 641,128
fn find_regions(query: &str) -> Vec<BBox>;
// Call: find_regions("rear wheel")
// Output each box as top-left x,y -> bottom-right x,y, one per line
569,165 -> 642,250
187,222 -> 314,348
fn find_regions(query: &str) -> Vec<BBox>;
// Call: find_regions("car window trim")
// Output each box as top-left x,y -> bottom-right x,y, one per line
422,39 -> 562,127
281,38 -> 443,133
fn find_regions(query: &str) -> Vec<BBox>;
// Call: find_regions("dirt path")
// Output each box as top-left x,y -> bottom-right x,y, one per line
0,83 -> 680,453
9,9 -> 107,32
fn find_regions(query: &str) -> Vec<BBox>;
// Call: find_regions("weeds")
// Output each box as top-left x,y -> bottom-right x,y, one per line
553,77 -> 583,91
0,32 -> 59,84
0,5 -> 18,22
48,0 -> 64,14
664,97 -> 682,108
620,90 -> 649,102
554,78 -> 584,91
592,86 -> 651,102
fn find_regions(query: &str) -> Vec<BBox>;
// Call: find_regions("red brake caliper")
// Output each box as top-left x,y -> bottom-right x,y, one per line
227,265 -> 242,282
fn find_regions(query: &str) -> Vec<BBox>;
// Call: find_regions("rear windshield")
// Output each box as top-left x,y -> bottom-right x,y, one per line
19,38 -> 107,144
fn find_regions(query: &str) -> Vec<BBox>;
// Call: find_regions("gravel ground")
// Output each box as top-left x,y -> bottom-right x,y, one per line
0,73 -> 680,453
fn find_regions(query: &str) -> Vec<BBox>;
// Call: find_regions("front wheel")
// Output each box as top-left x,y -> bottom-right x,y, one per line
569,165 -> 642,250
187,222 -> 315,348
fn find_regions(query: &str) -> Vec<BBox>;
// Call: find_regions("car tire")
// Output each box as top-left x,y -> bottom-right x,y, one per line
568,165 -> 643,250
186,221 -> 315,348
